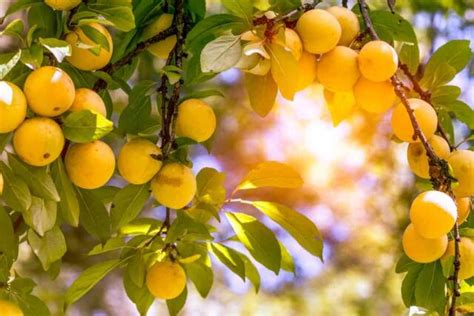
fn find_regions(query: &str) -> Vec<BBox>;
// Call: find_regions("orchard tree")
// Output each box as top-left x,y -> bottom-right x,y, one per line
0,0 -> 472,315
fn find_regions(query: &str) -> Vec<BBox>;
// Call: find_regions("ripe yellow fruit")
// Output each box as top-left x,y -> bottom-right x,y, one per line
317,46 -> 360,92
65,141 -> 115,189
146,261 -> 186,300
391,98 -> 437,143
285,28 -> 303,61
13,118 -> 64,167
326,6 -> 360,46
296,51 -> 317,91
407,135 -> 451,179
295,9 -> 341,54
402,223 -> 448,263
176,99 -> 216,142
0,81 -> 27,133
449,150 -> 474,197
23,66 -> 75,117
143,14 -> 177,59
66,23 -> 113,71
70,88 -> 107,117
44,0 -> 81,10
118,138 -> 163,185
0,300 -> 23,316
456,197 -> 471,224
358,40 -> 398,82
151,163 -> 196,209
323,89 -> 356,126
444,237 -> 474,280
353,77 -> 396,113
0,172 -> 3,195
410,190 -> 457,239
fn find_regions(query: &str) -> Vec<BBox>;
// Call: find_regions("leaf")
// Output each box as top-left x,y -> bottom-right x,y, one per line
226,212 -> 281,274
414,262 -> 446,312
87,0 -> 135,32
236,161 -> 303,191
421,40 -> 472,89
210,243 -> 246,280
184,260 -> 214,298
110,184 -> 150,231
78,24 -> 111,52
51,159 -> 80,227
16,294 -> 51,316
62,110 -> 114,143
8,154 -> 60,202
123,271 -> 154,316
249,201 -> 323,258
20,45 -> 44,70
401,264 -> 423,307
167,287 -> 187,316
244,72 -> 278,117
222,0 -> 253,26
39,38 -> 71,63
88,237 -> 125,256
200,34 -> 242,73
0,19 -> 24,39
196,167 -> 226,209
239,254 -> 260,292
182,89 -> 224,101
4,0 -> 42,17
0,161 -> 32,213
0,205 -> 18,274
28,226 -> 66,271
65,259 -> 121,306
0,133 -> 12,152
76,188 -> 111,242
126,252 -> 146,287
431,85 -> 461,104
457,293 -> 474,313
27,2 -> 58,39
268,43 -> 299,101
448,100 -> 474,129
279,241 -> 295,273
0,50 -> 22,80
395,254 -> 418,273
118,81 -> 156,134
23,196 -> 57,237
166,213 -> 212,243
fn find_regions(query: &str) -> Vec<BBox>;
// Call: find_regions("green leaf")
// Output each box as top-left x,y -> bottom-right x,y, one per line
166,213 -> 212,243
167,286 -> 187,316
76,188 -> 111,242
279,241 -> 294,273
27,2 -> 59,39
200,34 -> 242,73
23,196 -> 57,237
87,0 -> 135,32
401,264 -> 423,307
118,81 -> 156,134
88,236 -> 125,256
16,293 -> 51,316
51,159 -> 80,227
20,45 -> 44,70
184,260 -> 214,298
395,254 -> 418,274
226,212 -> 281,274
0,50 -> 22,80
210,243 -> 246,280
248,201 -> 323,258
39,38 -> 71,63
414,262 -> 446,312
126,251 -> 146,288
8,154 -> 60,202
123,270 -> 154,316
0,19 -> 24,40
0,161 -> 32,213
10,277 -> 36,294
431,85 -> 462,104
236,161 -> 303,191
421,40 -> 472,89
65,259 -> 121,306
0,205 -> 18,277
62,110 -> 114,143
222,0 -> 253,26
28,226 -> 66,271
448,100 -> 474,129
182,89 -> 224,101
110,184 -> 150,231
196,167 -> 226,210
4,0 -> 42,17
78,24 -> 111,52
438,110 -> 455,144
239,254 -> 260,292
0,133 -> 12,152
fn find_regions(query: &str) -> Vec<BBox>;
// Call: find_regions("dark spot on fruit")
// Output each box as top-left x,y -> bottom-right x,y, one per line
54,107 -> 60,111
43,153 -> 51,159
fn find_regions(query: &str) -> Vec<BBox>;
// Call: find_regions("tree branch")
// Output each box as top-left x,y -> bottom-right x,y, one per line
357,1 -> 460,313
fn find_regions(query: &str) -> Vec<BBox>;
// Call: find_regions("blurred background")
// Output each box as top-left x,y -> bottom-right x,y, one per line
1,0 -> 474,315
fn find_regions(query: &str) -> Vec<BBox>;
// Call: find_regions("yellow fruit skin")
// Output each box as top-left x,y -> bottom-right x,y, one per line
0,172 -> 3,195
296,9 -> 341,54
391,98 -> 438,143
0,300 -> 23,316
402,223 -> 448,263
23,66 -> 75,117
296,51 -> 317,91
353,77 -> 396,113
118,138 -> 163,185
444,237 -> 474,280
151,163 -> 196,209
143,14 -> 177,59
70,88 -> 107,117
65,141 -> 115,189
456,197 -> 471,224
285,28 -> 303,61
407,135 -> 450,179
326,6 -> 360,46
358,40 -> 398,82
317,46 -> 360,92
13,118 -> 65,167
44,0 -> 81,10
449,150 -> 474,197
176,99 -> 216,142
410,190 -> 457,239
0,81 -> 27,133
146,261 -> 186,300
66,23 -> 113,71
323,89 -> 356,126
